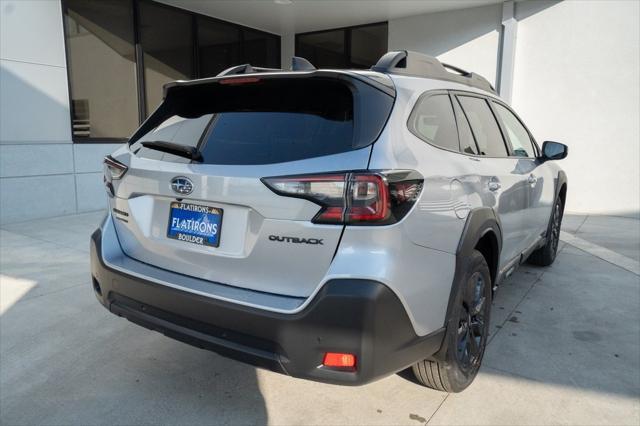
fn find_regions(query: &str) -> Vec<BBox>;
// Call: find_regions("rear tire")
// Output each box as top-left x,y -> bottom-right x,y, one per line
412,250 -> 492,392
529,196 -> 564,266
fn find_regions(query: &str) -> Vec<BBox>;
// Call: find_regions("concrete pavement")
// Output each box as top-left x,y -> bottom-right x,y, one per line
1,212 -> 638,425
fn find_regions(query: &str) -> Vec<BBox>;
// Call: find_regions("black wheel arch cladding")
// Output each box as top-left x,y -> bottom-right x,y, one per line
436,207 -> 501,360
554,171 -> 568,217
544,170 -> 568,240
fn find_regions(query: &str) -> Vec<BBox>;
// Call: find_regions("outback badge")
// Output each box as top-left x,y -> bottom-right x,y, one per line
269,235 -> 324,245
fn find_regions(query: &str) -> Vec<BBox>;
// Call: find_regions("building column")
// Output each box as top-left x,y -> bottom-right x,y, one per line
498,1 -> 517,103
281,32 -> 295,69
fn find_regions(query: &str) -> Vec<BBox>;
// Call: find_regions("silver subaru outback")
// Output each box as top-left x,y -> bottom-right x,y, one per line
91,51 -> 568,392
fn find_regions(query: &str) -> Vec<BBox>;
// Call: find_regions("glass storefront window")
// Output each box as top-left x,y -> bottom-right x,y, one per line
63,0 -> 281,140
296,23 -> 388,70
63,0 -> 138,139
297,29 -> 346,69
138,0 -> 194,115
198,17 -> 241,78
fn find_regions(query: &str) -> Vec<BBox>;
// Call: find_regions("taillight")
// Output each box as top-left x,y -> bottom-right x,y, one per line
103,155 -> 127,197
104,155 -> 127,180
262,171 -> 423,225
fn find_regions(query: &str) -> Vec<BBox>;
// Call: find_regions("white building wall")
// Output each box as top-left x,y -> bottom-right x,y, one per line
388,4 -> 502,87
389,1 -> 639,217
511,0 -> 640,217
0,0 -> 119,224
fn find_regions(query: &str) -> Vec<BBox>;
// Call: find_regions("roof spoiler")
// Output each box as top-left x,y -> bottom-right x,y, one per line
163,56 -> 320,98
371,50 -> 496,94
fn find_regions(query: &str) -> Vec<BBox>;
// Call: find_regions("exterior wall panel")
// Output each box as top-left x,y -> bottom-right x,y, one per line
75,172 -> 107,213
0,60 -> 72,144
388,4 -> 502,86
511,0 -> 640,217
0,0 -> 66,67
0,145 -> 74,178
73,144 -> 123,174
0,175 -> 77,223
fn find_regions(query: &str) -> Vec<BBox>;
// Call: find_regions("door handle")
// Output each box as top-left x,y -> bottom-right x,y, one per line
528,174 -> 537,184
488,179 -> 501,192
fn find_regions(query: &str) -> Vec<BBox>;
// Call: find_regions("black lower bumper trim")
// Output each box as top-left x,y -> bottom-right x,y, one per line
90,227 -> 445,385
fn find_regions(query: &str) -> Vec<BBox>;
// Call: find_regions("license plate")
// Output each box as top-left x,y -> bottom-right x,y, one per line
167,202 -> 223,247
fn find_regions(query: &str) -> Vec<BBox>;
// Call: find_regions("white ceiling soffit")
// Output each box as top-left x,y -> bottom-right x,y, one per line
156,0 -> 503,35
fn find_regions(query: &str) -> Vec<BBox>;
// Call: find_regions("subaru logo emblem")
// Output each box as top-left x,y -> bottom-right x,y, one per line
171,177 -> 193,195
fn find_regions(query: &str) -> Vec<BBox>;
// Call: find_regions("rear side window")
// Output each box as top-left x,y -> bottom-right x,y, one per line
457,96 -> 508,157
452,98 -> 479,155
408,94 -> 459,152
493,102 -> 536,157
130,77 -> 393,165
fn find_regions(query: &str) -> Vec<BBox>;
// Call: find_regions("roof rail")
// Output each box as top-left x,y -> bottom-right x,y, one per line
217,63 -> 281,77
371,50 -> 496,94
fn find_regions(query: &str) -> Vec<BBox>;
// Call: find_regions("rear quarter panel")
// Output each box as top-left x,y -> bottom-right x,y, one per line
358,77 -> 509,335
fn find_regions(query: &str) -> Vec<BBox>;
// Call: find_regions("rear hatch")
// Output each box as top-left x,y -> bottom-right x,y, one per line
107,72 -> 395,298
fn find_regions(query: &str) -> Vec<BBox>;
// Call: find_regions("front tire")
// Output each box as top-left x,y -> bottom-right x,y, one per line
412,250 -> 492,392
529,196 -> 564,266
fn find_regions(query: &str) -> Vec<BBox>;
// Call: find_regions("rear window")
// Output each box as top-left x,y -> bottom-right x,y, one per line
130,77 -> 393,165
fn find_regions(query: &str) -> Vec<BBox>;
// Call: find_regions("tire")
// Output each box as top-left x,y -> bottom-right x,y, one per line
528,196 -> 564,266
412,250 -> 492,392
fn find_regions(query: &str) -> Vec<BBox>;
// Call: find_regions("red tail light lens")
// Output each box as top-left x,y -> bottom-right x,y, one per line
103,155 -> 128,197
323,352 -> 356,369
104,155 -> 128,180
345,174 -> 389,223
262,171 -> 423,225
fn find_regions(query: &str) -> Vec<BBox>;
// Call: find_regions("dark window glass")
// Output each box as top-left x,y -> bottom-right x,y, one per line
350,23 -> 388,68
132,78 -> 394,165
296,23 -> 388,69
197,18 -> 241,77
297,30 -> 346,68
64,0 -> 138,139
139,0 -> 194,115
457,96 -> 508,157
63,0 -> 281,140
243,29 -> 280,69
409,95 -> 459,152
452,97 -> 479,155
134,80 -> 352,164
493,103 -> 536,157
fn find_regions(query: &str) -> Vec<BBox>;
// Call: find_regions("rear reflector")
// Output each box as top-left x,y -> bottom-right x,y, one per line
323,352 -> 356,369
262,171 -> 423,225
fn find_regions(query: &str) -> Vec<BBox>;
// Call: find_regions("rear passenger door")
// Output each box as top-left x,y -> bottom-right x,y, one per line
453,93 -> 531,266
491,101 -> 556,248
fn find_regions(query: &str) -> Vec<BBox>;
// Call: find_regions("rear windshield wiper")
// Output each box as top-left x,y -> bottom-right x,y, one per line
140,141 -> 203,162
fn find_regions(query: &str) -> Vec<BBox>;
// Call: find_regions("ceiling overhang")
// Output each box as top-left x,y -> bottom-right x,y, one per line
157,0 -> 503,35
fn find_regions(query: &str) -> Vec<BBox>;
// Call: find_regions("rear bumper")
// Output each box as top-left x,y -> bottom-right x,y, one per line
90,225 -> 444,385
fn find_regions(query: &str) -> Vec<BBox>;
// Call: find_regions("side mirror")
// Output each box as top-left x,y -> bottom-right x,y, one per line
541,141 -> 568,161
